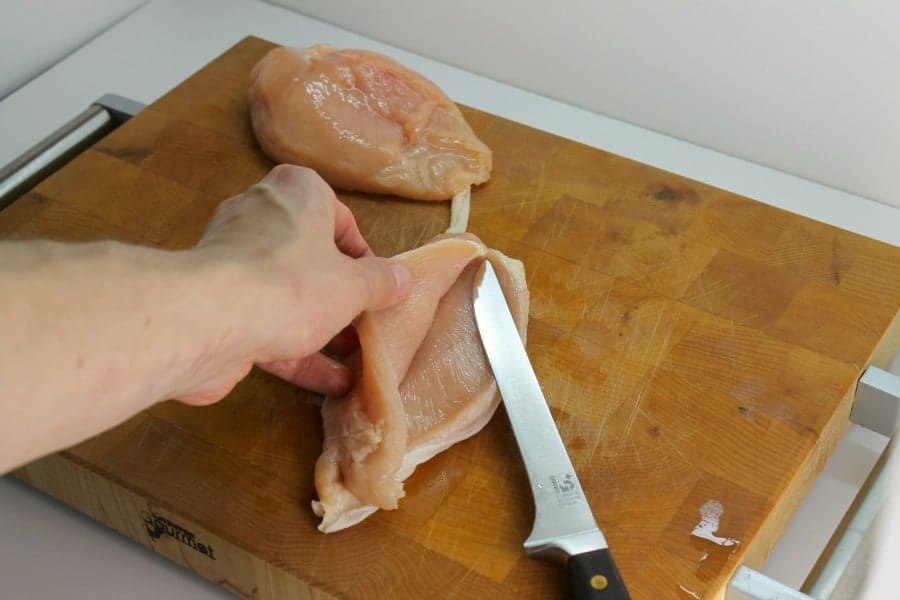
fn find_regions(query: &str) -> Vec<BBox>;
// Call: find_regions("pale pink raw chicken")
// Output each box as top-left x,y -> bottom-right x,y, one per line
248,45 -> 492,201
313,234 -> 529,532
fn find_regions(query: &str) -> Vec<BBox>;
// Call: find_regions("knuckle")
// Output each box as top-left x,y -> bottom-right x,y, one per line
265,165 -> 335,219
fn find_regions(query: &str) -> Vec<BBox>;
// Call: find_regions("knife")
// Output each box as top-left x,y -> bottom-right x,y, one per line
473,261 -> 630,600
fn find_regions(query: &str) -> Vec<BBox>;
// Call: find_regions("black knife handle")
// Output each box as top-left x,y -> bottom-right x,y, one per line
566,548 -> 630,600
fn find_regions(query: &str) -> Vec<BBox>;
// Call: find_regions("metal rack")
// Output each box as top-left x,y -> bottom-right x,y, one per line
0,94 -> 144,210
730,365 -> 900,599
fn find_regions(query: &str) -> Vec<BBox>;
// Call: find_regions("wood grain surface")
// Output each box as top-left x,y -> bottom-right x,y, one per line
4,37 -> 900,599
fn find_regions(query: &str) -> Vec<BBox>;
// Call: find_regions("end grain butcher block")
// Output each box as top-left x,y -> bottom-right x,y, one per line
4,37 -> 899,599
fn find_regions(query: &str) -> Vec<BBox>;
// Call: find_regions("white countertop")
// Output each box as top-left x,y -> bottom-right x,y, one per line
1,1 -> 897,597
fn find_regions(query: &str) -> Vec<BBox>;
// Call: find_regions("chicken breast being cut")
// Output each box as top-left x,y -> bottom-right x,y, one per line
248,45 -> 492,202
313,234 -> 529,532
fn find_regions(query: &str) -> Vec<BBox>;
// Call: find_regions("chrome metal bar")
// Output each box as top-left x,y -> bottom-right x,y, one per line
803,444 -> 892,598
0,105 -> 113,208
730,566 -> 815,600
729,365 -> 900,600
0,94 -> 145,210
799,366 -> 900,598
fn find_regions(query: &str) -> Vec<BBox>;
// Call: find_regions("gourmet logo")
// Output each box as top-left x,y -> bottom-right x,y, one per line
141,511 -> 215,559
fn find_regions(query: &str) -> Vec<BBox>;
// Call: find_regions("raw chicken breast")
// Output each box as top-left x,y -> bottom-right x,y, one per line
312,234 -> 529,532
248,45 -> 492,201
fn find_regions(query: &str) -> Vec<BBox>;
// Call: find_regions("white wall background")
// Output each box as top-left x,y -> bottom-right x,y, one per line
1,0 -> 898,210
268,0 -> 900,210
0,0 -> 144,99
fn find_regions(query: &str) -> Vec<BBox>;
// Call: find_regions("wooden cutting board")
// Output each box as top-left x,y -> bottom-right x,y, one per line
4,37 -> 899,599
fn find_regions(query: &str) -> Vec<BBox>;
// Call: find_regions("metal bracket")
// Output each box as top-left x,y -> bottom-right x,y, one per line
94,93 -> 146,125
850,366 -> 900,437
0,94 -> 146,210
729,365 -> 900,599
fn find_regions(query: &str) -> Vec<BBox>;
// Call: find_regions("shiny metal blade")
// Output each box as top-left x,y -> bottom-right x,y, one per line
473,261 -> 608,561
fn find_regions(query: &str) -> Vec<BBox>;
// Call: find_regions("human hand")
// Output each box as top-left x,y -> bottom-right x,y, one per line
175,165 -> 411,404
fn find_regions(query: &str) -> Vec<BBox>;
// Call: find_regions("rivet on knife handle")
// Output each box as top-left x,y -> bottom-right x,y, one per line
567,548 -> 629,599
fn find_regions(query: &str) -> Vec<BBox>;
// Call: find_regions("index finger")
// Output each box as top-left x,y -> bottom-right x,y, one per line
333,196 -> 373,258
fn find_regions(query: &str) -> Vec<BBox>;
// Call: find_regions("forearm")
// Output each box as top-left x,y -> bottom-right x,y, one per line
0,240 -> 245,472
0,166 -> 411,474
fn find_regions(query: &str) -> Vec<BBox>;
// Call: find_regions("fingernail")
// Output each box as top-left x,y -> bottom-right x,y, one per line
391,263 -> 412,293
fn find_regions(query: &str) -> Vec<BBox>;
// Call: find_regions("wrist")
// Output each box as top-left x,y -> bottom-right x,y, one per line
154,246 -> 259,402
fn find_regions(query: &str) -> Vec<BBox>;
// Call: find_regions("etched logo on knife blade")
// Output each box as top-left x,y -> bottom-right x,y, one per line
549,472 -> 582,506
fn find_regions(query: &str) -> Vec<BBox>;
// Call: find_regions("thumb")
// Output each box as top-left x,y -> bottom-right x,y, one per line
352,257 -> 412,312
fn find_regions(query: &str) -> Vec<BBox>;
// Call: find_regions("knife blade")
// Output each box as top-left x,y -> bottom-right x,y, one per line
473,261 -> 629,600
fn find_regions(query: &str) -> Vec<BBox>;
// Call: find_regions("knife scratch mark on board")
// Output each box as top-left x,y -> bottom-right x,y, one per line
463,470 -> 479,508
591,287 -> 611,324
562,198 -> 584,237
619,388 -> 651,452
306,533 -> 326,579
421,519 -> 437,548
592,362 -> 626,459
684,276 -> 740,310
730,308 -> 737,373
663,431 -> 694,474
587,417 -> 605,464
619,389 -> 643,445
619,308 -> 669,448
658,452 -> 681,492
484,197 -> 549,211
531,159 -> 548,211
445,564 -> 479,599
486,198 -> 547,214
644,307 -> 665,354
554,376 -> 566,413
